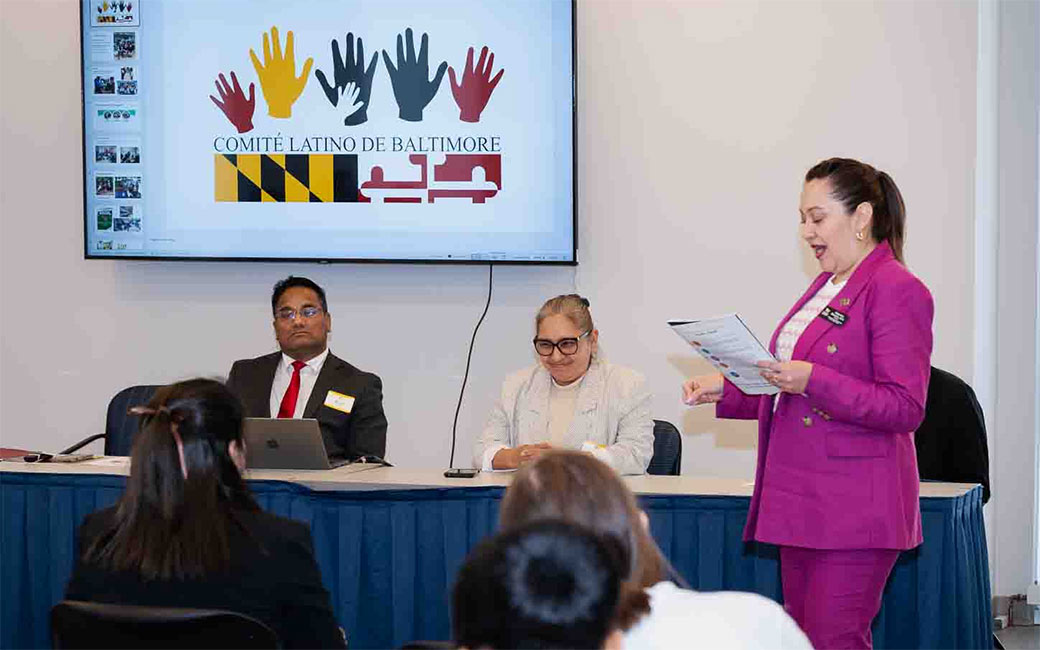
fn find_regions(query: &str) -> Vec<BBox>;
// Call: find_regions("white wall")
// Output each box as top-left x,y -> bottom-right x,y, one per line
986,0 -> 1040,600
1,0 -> 991,568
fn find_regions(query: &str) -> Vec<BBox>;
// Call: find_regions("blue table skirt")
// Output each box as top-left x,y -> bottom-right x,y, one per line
1,472 -> 990,649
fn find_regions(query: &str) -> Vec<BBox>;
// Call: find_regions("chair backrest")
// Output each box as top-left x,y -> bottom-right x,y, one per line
51,600 -> 280,649
914,366 -> 991,503
104,385 -> 161,456
647,419 -> 682,476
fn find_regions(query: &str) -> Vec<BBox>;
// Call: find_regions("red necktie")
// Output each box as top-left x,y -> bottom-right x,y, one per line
277,361 -> 307,418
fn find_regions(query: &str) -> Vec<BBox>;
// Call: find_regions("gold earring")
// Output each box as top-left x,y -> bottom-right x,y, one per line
856,230 -> 864,241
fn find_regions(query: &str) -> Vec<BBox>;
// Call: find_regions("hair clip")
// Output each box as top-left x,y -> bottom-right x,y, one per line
128,405 -> 171,417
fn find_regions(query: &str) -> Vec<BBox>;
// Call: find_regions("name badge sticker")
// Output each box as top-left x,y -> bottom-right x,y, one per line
324,390 -> 355,414
819,306 -> 847,326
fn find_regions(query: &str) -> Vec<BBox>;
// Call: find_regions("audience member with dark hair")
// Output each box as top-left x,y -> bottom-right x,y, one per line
500,451 -> 811,649
64,379 -> 345,648
226,275 -> 388,463
453,520 -> 624,649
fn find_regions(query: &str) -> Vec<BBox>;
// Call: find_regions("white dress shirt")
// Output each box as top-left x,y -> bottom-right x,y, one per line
269,348 -> 330,418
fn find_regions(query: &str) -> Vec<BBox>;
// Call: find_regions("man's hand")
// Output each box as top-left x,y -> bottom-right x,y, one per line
382,28 -> 447,122
448,46 -> 504,123
249,26 -> 313,119
209,71 -> 255,133
315,33 -> 379,126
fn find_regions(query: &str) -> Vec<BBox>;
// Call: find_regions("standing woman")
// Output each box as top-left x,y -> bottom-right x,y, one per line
683,158 -> 933,649
475,294 -> 654,475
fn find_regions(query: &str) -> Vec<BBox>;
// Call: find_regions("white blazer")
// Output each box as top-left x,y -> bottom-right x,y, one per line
475,359 -> 654,475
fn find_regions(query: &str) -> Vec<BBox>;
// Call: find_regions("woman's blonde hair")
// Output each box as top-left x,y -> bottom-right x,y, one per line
535,294 -> 594,334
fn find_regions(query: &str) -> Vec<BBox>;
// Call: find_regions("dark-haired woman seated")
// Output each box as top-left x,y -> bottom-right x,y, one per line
64,379 -> 345,649
475,294 -> 654,475
453,520 -> 624,650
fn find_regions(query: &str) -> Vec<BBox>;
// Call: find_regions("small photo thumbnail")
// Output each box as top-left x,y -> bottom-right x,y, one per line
96,207 -> 113,231
119,146 -> 140,164
95,174 -> 114,197
115,176 -> 141,199
93,75 -> 115,94
95,145 -> 117,163
113,32 -> 136,60
117,80 -> 138,95
96,240 -> 113,251
120,67 -> 135,81
114,205 -> 141,232
96,109 -> 136,127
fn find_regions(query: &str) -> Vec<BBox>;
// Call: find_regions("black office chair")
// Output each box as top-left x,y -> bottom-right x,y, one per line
51,600 -> 280,649
60,385 -> 161,456
647,419 -> 682,476
914,367 -> 991,503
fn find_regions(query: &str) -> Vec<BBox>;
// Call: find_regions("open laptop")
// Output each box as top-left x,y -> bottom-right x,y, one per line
243,418 -> 351,470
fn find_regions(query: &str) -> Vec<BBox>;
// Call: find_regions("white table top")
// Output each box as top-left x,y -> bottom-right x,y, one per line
0,456 -> 979,499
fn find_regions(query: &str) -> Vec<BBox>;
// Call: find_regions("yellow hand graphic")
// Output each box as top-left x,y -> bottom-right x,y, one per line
249,26 -> 313,119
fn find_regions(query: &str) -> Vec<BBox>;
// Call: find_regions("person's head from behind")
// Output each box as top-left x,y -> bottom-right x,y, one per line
499,450 -> 666,629
271,275 -> 331,361
533,294 -> 598,386
453,520 -> 623,649
801,157 -> 907,279
85,378 -> 258,579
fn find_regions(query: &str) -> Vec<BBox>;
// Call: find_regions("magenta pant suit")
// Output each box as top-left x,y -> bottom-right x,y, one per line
716,242 -> 933,649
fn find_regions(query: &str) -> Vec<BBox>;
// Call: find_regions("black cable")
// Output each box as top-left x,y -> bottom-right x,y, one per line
450,263 -> 494,468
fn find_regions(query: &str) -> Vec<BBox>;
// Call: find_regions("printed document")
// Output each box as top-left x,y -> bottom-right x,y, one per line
669,314 -> 780,395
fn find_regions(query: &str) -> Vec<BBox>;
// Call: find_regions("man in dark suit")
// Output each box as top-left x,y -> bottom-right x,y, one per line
226,276 -> 387,462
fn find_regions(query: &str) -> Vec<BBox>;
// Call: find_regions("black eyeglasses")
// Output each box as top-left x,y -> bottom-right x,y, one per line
533,330 -> 591,357
275,306 -> 323,321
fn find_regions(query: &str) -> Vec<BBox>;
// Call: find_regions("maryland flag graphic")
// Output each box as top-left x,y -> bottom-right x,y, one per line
214,153 -> 359,202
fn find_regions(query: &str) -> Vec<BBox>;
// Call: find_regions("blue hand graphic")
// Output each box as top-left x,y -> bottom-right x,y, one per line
381,28 -> 447,122
315,33 -> 379,126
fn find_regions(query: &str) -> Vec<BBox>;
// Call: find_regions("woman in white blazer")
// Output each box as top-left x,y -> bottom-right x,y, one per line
474,294 -> 654,475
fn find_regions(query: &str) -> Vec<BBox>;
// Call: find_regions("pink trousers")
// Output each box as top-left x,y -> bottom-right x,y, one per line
779,546 -> 900,650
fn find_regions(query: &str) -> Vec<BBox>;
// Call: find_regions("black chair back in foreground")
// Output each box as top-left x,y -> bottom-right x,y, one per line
51,600 -> 280,649
648,419 -> 682,476
59,385 -> 160,456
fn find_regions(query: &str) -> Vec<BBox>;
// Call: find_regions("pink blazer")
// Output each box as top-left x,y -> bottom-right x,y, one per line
717,242 -> 933,550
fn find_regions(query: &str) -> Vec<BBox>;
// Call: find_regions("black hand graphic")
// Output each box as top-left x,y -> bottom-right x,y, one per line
381,28 -> 447,122
315,33 -> 378,126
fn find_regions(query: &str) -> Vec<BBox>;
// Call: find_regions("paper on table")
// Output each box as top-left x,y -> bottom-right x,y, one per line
669,314 -> 780,395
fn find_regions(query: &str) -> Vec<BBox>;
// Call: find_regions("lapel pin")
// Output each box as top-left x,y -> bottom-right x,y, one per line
840,298 -> 851,307
826,343 -> 838,354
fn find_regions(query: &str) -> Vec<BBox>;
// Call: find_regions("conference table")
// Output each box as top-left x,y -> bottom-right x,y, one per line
1,459 -> 990,649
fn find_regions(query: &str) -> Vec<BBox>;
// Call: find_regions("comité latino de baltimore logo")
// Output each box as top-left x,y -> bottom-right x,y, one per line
210,26 -> 505,205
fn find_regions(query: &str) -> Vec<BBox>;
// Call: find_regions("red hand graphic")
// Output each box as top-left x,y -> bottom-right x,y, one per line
448,46 -> 504,123
209,71 -> 255,134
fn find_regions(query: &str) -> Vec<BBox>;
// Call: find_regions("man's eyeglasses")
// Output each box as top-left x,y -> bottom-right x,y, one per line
533,330 -> 591,357
275,306 -> 323,321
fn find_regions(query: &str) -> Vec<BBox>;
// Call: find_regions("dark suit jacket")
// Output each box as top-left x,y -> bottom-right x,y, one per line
65,507 -> 345,649
915,366 -> 991,503
226,351 -> 388,462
